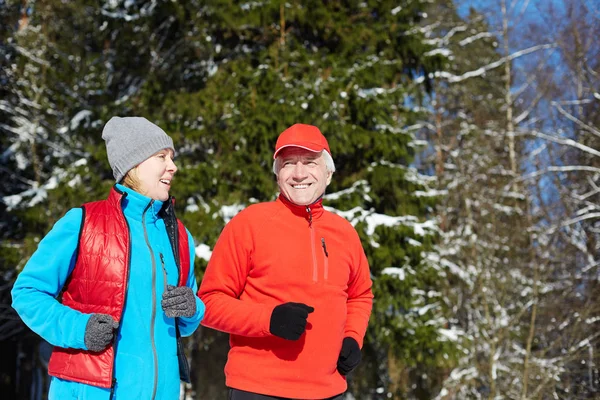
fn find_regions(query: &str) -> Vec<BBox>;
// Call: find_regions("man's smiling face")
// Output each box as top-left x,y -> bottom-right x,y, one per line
276,147 -> 332,206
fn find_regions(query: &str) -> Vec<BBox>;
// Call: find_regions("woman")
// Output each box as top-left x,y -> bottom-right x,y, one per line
12,116 -> 205,399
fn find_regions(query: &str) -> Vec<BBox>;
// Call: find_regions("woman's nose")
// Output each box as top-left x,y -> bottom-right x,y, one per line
168,157 -> 178,173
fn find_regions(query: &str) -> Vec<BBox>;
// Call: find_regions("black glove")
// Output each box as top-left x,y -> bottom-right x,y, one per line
337,337 -> 361,376
162,285 -> 197,318
269,302 -> 314,340
84,314 -> 118,352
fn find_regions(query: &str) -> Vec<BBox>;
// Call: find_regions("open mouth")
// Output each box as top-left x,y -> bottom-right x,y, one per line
159,179 -> 171,187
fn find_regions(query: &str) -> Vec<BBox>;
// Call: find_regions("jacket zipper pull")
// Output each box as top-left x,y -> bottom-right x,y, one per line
306,206 -> 313,227
321,238 -> 328,257
160,253 -> 168,290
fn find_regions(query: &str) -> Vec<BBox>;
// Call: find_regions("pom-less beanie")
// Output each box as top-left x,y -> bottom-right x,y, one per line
102,116 -> 175,182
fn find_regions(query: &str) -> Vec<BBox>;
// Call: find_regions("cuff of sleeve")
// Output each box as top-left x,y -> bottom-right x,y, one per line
194,297 -> 206,322
259,304 -> 276,336
344,331 -> 364,348
180,297 -> 205,323
78,314 -> 92,350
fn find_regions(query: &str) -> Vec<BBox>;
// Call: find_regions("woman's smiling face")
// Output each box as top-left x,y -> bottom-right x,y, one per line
135,149 -> 178,201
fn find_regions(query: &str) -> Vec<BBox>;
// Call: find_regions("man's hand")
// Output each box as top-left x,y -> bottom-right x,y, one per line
162,285 -> 197,318
269,302 -> 314,340
84,314 -> 118,352
337,337 -> 361,376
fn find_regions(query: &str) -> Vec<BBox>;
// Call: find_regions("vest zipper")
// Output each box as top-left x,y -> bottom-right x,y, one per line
306,206 -> 318,282
321,237 -> 329,281
142,200 -> 159,400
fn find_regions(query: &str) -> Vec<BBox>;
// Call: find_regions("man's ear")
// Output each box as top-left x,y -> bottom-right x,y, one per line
326,171 -> 333,186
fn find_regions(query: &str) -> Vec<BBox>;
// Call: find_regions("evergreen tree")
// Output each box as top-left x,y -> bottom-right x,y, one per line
3,1 -> 457,397
127,1 -> 454,398
1,0 -> 216,269
0,1 -> 218,396
0,0 -> 22,270
1,0 -> 114,272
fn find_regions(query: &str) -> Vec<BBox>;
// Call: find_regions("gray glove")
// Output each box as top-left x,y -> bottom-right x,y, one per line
84,314 -> 118,352
161,285 -> 197,318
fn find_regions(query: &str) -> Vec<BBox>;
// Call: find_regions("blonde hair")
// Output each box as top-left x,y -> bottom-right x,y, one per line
120,167 -> 144,194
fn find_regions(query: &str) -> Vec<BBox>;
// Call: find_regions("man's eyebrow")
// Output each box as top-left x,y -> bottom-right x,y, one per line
281,154 -> 319,161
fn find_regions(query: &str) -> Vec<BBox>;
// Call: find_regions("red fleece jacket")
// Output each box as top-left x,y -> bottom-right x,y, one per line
198,195 -> 373,399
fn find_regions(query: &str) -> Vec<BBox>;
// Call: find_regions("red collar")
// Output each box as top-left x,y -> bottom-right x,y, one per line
277,194 -> 325,222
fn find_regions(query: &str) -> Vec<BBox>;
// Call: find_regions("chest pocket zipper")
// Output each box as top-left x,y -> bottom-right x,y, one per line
160,253 -> 168,291
321,238 -> 329,281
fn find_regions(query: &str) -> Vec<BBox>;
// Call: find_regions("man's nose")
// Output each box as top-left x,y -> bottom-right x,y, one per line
292,162 -> 307,179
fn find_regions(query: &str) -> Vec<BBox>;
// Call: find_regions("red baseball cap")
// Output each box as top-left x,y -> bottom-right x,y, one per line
273,124 -> 331,159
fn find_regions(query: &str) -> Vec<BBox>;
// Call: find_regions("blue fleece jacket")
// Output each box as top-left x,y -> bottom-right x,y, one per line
12,185 -> 205,399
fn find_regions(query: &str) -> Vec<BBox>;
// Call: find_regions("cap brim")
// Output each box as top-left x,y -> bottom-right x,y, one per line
273,144 -> 324,159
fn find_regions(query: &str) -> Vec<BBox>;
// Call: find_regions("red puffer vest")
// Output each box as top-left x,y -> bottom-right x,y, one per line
47,187 -> 190,388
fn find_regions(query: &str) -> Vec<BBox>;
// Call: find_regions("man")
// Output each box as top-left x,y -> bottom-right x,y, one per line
198,124 -> 373,400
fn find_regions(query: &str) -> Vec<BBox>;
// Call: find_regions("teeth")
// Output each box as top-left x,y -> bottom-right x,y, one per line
293,184 -> 309,189
160,180 -> 171,184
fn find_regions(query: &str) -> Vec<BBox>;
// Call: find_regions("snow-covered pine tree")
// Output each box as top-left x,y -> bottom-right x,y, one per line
127,1 -> 456,397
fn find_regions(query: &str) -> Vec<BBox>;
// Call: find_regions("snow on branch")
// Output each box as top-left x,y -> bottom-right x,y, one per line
519,166 -> 600,181
101,0 -> 158,21
416,43 -> 556,84
323,179 -> 372,202
2,159 -> 87,211
14,46 -> 51,68
325,205 -> 438,248
551,101 -> 600,139
529,130 -> 600,158
559,212 -> 600,229
458,31 -> 495,46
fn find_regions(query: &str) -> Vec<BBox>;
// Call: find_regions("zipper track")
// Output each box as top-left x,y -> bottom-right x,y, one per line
306,206 -> 318,282
142,201 -> 159,400
310,227 -> 318,282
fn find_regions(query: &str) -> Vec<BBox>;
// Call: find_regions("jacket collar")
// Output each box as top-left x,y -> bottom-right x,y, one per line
277,193 -> 324,221
114,184 -> 165,223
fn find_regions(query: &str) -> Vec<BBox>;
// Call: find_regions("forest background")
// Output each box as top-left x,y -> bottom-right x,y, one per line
0,0 -> 598,399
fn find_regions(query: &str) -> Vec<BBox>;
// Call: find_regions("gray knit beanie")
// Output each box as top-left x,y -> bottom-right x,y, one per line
102,116 -> 175,182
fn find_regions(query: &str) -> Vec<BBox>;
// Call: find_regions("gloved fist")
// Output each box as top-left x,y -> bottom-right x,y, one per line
337,337 -> 361,376
84,314 -> 118,352
269,302 -> 314,341
162,285 -> 197,318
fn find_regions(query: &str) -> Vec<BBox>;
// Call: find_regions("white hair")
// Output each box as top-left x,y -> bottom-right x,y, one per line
273,150 -> 336,175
